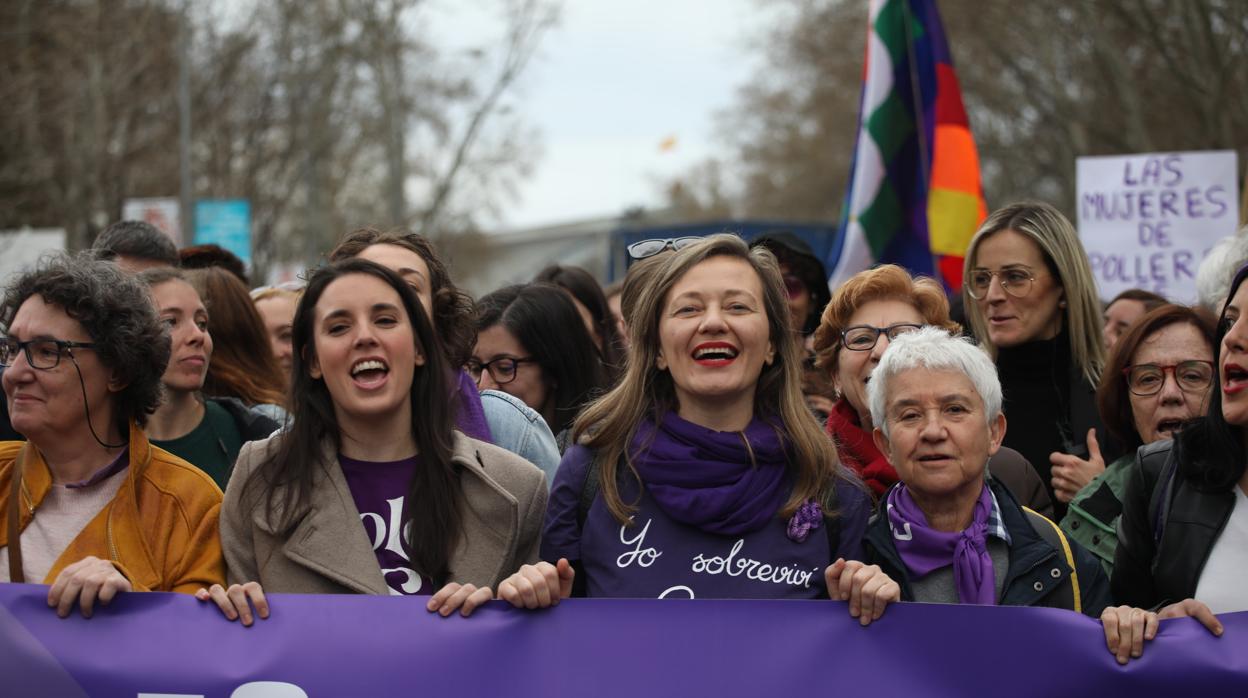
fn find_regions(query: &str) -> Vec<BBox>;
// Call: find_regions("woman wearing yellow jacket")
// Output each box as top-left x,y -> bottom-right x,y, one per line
0,254 -> 224,617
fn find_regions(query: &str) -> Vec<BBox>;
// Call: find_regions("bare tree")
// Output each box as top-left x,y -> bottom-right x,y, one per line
667,0 -> 1248,223
0,0 -> 557,281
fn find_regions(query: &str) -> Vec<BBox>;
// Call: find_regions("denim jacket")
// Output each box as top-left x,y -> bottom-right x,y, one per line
480,389 -> 560,488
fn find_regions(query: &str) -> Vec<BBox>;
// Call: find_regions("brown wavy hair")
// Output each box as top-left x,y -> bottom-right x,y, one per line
184,267 -> 286,407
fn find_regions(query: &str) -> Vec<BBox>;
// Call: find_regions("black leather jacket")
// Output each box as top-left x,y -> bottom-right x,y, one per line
1111,440 -> 1237,609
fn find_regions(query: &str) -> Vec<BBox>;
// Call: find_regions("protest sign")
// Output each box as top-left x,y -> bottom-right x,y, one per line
194,199 -> 252,267
122,198 -> 182,245
1,584 -> 1245,697
1077,150 -> 1238,302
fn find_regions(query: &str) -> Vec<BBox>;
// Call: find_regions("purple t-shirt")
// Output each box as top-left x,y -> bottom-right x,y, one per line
542,444 -> 871,599
338,454 -> 435,596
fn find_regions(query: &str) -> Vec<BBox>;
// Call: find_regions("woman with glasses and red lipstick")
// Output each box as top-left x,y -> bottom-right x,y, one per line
0,254 -> 224,617
471,284 -> 610,452
962,202 -> 1121,516
498,235 -> 895,623
1060,305 -> 1215,576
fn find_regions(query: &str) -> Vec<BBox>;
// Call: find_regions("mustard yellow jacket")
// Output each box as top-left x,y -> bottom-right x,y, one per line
0,423 -> 225,592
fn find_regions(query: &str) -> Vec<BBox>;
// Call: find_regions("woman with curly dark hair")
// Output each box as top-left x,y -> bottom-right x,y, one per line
0,253 -> 224,618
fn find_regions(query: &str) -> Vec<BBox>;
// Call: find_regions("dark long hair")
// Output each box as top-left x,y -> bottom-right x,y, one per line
184,267 -> 287,407
534,264 -> 624,374
1175,263 -> 1248,492
476,283 -> 609,436
246,259 -> 461,583
330,227 -> 477,367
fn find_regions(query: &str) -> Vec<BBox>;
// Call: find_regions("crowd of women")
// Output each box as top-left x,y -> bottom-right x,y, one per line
0,201 -> 1242,668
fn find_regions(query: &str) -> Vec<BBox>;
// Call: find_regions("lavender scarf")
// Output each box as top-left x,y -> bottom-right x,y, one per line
885,483 -> 996,606
630,412 -> 790,536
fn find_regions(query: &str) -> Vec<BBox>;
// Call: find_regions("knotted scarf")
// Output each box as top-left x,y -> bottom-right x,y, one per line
885,483 -> 996,605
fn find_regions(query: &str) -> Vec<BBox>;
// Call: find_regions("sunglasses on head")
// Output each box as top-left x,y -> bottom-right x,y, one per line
626,236 -> 702,260
782,274 -> 808,299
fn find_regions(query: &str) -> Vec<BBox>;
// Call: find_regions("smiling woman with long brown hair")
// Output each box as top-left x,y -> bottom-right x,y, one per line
199,258 -> 546,624
492,234 -> 895,625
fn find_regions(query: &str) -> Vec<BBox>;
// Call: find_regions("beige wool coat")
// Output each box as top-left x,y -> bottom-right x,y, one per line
220,430 -> 547,594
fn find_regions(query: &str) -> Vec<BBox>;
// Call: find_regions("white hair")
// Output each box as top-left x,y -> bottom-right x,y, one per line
1196,227 -> 1248,314
867,327 -> 1003,437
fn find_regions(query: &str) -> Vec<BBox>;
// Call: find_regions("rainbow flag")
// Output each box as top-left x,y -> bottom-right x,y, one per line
826,0 -> 987,292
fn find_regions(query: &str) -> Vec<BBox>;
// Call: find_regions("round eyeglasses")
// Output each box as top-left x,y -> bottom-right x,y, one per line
1123,361 -> 1214,396
964,268 -> 1037,300
0,337 -> 97,370
839,323 -> 922,351
626,237 -> 702,260
466,356 -> 537,386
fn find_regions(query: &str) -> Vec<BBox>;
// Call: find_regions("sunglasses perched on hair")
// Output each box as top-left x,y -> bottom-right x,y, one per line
782,274 -> 808,300
626,237 -> 702,260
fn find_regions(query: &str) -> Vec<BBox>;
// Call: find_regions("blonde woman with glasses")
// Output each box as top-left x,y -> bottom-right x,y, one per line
963,202 -> 1122,517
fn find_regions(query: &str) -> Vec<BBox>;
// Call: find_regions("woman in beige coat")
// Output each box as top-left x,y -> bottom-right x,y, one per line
199,259 -> 546,624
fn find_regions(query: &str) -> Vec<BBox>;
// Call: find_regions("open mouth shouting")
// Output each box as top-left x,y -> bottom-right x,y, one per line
1224,362 -> 1248,395
1154,418 -> 1185,437
693,341 -> 739,367
351,357 -> 391,389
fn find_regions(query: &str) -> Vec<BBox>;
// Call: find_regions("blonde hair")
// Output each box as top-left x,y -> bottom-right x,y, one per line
575,233 -> 851,525
962,201 -> 1106,385
812,264 -> 960,374
250,284 -> 302,304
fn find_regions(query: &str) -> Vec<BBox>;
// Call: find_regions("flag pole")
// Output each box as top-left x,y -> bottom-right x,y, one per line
902,1 -> 940,285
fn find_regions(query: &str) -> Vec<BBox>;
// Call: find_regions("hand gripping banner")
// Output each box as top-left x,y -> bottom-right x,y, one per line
1,583 -> 1245,697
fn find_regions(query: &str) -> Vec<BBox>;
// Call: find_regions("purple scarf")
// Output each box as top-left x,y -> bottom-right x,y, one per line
885,484 -> 996,606
630,412 -> 790,536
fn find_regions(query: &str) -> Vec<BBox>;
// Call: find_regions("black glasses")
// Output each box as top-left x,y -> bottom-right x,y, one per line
1123,361 -> 1214,396
0,337 -> 97,370
626,237 -> 701,260
840,324 -> 922,351
466,356 -> 537,386
965,268 -> 1038,300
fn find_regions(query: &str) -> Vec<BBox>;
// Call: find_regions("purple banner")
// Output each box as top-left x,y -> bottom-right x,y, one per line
1,583 -> 1245,697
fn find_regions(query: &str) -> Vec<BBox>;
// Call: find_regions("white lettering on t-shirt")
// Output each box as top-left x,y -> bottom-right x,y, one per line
658,585 -> 695,599
616,517 -> 663,568
689,539 -> 816,589
358,495 -> 422,596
